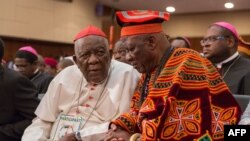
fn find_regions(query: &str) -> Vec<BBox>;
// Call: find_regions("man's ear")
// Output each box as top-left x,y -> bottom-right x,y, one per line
227,37 -> 235,48
146,35 -> 157,50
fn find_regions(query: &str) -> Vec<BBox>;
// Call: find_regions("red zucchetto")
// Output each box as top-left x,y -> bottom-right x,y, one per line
74,25 -> 107,41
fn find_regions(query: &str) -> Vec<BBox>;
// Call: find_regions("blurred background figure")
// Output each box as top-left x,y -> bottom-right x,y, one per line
201,22 -> 250,95
14,46 -> 53,97
1,58 -> 6,67
56,58 -> 74,73
37,54 -> 45,73
113,40 -> 130,64
44,57 -> 58,76
0,38 -> 39,141
171,36 -> 191,48
238,36 -> 250,59
7,60 -> 15,70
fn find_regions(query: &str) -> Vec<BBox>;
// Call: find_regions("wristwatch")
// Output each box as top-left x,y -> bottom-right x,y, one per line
75,131 -> 82,141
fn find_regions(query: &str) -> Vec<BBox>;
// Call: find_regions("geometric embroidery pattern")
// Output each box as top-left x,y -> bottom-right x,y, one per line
161,98 -> 201,140
173,49 -> 198,57
154,81 -> 172,89
211,105 -> 237,140
112,48 -> 241,140
194,131 -> 212,141
178,71 -> 207,81
208,77 -> 224,86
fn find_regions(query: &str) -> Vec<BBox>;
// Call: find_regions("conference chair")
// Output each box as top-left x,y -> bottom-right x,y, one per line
233,94 -> 250,112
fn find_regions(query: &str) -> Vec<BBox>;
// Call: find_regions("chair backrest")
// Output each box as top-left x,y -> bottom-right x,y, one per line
233,94 -> 250,112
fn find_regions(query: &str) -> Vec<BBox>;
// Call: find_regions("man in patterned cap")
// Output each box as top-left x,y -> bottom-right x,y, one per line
22,25 -> 140,141
201,21 -> 250,95
105,10 -> 241,141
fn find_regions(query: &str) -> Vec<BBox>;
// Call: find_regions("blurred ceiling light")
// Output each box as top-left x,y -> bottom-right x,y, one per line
224,2 -> 234,9
166,6 -> 175,13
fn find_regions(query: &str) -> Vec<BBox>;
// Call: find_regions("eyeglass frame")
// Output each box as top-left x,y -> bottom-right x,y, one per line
200,35 -> 230,46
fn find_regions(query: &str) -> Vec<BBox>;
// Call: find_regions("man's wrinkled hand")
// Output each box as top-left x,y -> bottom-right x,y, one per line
104,124 -> 131,141
58,132 -> 77,141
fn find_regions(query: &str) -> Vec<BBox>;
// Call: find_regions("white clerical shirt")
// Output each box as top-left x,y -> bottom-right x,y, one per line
22,60 -> 140,141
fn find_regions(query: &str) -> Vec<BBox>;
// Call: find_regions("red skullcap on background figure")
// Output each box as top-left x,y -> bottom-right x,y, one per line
44,57 -> 58,68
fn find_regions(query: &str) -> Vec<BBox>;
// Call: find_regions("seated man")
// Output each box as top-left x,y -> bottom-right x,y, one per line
171,36 -> 191,48
22,25 -> 140,141
201,22 -> 250,95
0,38 -> 39,141
14,46 -> 54,96
105,10 -> 241,141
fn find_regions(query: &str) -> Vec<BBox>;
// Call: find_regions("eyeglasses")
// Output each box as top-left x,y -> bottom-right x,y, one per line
200,35 -> 229,46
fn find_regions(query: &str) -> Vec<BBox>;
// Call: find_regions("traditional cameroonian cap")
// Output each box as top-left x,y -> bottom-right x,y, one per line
238,36 -> 250,57
116,10 -> 170,37
74,25 -> 107,41
213,22 -> 239,40
44,57 -> 58,68
19,46 -> 38,56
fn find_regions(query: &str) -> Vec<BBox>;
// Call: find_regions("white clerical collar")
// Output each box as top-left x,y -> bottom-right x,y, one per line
216,52 -> 239,69
33,68 -> 39,75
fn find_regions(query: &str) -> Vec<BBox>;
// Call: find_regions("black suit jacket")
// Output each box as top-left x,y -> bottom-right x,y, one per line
30,71 -> 53,95
0,66 -> 39,141
221,55 -> 250,95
